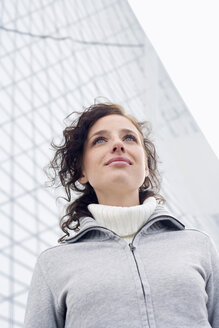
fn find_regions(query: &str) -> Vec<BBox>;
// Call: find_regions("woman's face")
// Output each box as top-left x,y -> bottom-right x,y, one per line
79,114 -> 149,204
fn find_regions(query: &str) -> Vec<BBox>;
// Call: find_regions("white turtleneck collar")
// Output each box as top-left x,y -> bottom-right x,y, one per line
88,197 -> 157,243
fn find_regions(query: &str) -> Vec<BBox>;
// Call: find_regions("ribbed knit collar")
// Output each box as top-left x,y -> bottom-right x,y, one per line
88,197 -> 157,238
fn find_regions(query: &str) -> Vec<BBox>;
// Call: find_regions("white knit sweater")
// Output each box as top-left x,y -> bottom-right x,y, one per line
88,197 -> 157,244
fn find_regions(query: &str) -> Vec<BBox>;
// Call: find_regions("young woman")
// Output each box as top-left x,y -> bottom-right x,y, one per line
24,102 -> 219,328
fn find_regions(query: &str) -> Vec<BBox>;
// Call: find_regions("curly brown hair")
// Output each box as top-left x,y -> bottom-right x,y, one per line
47,102 -> 165,242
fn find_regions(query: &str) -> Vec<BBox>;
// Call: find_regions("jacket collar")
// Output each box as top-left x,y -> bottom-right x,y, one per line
64,204 -> 185,243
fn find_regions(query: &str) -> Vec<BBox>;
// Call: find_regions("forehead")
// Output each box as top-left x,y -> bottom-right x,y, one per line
88,114 -> 140,136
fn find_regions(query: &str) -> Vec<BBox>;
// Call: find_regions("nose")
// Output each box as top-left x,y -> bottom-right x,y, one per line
112,140 -> 125,153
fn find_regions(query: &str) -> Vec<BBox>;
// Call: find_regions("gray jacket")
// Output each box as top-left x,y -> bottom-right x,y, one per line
24,205 -> 219,328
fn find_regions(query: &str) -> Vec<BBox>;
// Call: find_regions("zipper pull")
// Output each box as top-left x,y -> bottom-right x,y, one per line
129,243 -> 136,252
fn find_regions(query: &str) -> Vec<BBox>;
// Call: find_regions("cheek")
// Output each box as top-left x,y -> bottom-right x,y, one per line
83,150 -> 100,175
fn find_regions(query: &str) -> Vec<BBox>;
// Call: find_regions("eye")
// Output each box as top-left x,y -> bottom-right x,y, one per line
92,136 -> 106,145
124,134 -> 137,142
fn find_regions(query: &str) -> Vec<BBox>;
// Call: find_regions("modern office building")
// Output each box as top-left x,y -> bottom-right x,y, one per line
0,0 -> 219,326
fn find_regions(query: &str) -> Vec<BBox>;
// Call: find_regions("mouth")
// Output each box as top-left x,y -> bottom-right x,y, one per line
107,161 -> 130,167
105,157 -> 132,166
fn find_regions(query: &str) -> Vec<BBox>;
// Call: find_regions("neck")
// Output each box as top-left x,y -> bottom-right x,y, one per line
95,190 -> 140,206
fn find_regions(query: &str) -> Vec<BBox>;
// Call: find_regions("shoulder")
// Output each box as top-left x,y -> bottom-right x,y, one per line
180,227 -> 215,243
180,227 -> 219,256
160,225 -> 218,254
183,227 -> 217,244
183,227 -> 212,238
36,242 -> 75,267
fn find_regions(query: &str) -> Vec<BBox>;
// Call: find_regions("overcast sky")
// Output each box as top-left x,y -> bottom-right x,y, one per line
128,0 -> 219,160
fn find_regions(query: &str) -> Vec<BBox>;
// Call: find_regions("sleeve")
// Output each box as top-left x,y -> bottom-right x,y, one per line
24,258 -> 65,328
206,237 -> 219,328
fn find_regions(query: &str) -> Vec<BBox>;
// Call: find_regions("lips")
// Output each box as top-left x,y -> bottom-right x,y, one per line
105,156 -> 132,165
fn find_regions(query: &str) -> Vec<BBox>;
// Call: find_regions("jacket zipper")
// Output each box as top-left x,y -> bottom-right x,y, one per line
129,242 -> 146,300
129,242 -> 150,327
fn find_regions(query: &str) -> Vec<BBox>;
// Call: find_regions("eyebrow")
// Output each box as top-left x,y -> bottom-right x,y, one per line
89,129 -> 138,141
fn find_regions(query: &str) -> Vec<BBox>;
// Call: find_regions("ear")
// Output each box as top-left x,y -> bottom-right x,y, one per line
78,172 -> 88,184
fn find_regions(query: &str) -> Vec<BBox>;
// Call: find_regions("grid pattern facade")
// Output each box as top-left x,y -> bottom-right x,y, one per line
0,1 -> 219,327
